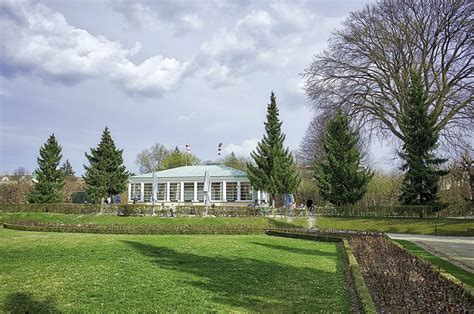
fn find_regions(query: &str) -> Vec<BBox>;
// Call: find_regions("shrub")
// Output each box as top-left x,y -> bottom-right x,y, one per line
2,221 -> 264,235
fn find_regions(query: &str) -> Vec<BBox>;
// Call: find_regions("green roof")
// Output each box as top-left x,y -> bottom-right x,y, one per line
131,165 -> 247,179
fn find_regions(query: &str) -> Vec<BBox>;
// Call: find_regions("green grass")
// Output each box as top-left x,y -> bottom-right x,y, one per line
395,239 -> 474,292
2,212 -> 472,236
0,228 -> 349,312
315,217 -> 474,236
0,212 -> 307,228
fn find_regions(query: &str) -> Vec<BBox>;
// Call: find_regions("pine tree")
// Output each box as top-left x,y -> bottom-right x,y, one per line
28,134 -> 65,203
314,112 -> 373,206
398,70 -> 447,206
83,127 -> 130,203
60,159 -> 75,176
247,92 -> 300,204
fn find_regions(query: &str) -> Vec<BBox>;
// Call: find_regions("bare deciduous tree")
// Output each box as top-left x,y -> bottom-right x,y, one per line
135,143 -> 170,174
298,114 -> 327,166
304,0 -> 473,148
298,112 -> 371,167
12,167 -> 29,179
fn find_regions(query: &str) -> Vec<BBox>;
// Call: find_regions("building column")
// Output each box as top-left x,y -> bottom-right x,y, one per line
180,181 -> 184,202
128,183 -> 131,202
140,182 -> 144,202
222,181 -> 226,202
166,182 -> 170,202
193,181 -> 198,202
237,181 -> 241,201
257,190 -> 261,204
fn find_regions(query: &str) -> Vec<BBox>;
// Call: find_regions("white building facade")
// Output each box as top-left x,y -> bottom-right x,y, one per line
128,165 -> 269,206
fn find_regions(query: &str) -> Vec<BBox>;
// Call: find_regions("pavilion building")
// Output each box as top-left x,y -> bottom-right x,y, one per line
128,165 -> 268,206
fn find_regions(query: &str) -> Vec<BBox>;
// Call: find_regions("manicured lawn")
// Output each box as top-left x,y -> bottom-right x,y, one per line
0,228 -> 349,312
0,212 -> 307,228
2,212 -> 473,236
315,217 -> 474,236
395,240 -> 474,291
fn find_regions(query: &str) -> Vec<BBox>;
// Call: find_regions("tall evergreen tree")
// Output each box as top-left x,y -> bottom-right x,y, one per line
83,127 -> 129,203
60,159 -> 75,176
398,70 -> 447,205
28,134 -> 64,203
247,92 -> 300,204
314,112 -> 373,206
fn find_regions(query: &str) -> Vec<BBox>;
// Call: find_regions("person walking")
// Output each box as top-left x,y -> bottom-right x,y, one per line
306,196 -> 314,214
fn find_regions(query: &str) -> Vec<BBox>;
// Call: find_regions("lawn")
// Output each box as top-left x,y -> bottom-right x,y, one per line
2,212 -> 472,236
0,228 -> 349,312
395,239 -> 474,291
316,217 -> 474,236
0,212 -> 308,228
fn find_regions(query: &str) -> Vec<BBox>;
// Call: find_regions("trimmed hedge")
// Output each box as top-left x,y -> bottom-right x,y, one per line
343,239 -> 377,314
2,221 -> 264,235
316,204 -> 449,218
0,203 -> 101,214
1,203 -> 470,218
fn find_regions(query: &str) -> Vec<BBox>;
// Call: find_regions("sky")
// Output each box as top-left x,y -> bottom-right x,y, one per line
0,0 -> 395,175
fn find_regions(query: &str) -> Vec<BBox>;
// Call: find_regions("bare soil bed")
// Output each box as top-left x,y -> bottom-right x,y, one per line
350,235 -> 473,312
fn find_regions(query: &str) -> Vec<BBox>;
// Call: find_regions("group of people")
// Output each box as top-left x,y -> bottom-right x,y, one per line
284,194 -> 315,214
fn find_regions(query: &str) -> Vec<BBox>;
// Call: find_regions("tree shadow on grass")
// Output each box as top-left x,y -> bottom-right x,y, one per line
3,292 -> 59,313
122,240 -> 346,312
249,241 -> 337,257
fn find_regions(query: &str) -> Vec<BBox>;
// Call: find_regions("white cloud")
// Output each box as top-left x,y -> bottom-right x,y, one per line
0,1 -> 190,97
285,77 -> 305,95
203,63 -> 234,88
108,0 -> 203,34
197,3 -> 338,87
224,138 -> 259,157
177,111 -> 198,122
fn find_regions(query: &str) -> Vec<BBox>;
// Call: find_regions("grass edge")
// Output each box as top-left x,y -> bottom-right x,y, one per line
392,239 -> 474,297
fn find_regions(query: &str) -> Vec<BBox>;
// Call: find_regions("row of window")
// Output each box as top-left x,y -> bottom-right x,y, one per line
130,182 -> 252,202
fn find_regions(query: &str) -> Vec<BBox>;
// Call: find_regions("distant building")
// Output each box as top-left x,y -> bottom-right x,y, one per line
128,165 -> 268,206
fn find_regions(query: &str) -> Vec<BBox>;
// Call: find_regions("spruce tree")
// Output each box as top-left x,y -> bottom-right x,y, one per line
28,134 -> 65,203
83,127 -> 130,203
398,70 -> 447,205
247,92 -> 300,204
60,159 -> 75,176
314,112 -> 373,206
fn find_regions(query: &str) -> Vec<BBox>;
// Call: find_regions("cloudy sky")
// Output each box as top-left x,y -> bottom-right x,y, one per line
1,0 -> 393,175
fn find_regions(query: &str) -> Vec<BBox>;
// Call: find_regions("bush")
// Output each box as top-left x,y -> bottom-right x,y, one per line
71,192 -> 88,204
2,221 -> 264,235
316,204 -> 447,218
0,203 -> 101,214
1,203 -> 469,218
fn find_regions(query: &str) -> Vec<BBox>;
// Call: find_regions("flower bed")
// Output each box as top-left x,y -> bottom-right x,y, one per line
267,228 -> 474,312
350,235 -> 473,312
